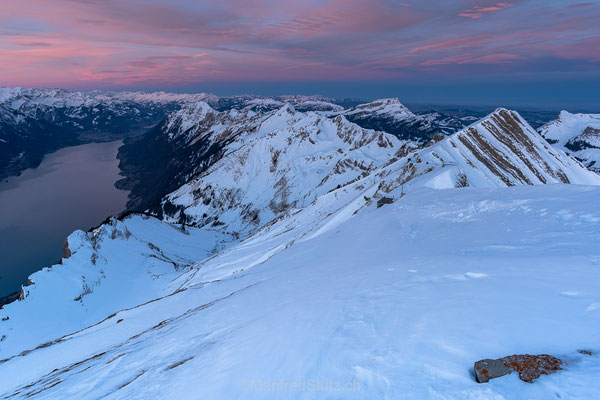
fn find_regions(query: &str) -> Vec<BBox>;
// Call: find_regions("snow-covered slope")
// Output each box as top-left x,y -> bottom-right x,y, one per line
539,111 -> 600,172
1,184 -> 600,399
0,215 -> 231,357
0,87 -> 215,111
160,104 -> 409,234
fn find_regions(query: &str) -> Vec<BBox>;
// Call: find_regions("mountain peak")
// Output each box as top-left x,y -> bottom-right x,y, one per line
342,98 -> 415,127
437,108 -> 600,187
352,98 -> 410,112
275,103 -> 296,115
164,101 -> 217,140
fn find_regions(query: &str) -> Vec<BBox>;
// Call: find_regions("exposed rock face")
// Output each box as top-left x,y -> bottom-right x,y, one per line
0,292 -> 20,309
62,239 -> 72,259
474,354 -> 563,383
565,126 -> 600,152
376,197 -> 394,208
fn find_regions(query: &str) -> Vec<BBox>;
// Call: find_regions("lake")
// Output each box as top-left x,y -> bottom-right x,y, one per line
0,141 -> 129,298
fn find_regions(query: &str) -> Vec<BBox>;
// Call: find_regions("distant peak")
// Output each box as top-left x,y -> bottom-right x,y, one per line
559,110 -> 574,119
379,97 -> 403,103
277,103 -> 296,114
357,98 -> 406,108
180,101 -> 215,117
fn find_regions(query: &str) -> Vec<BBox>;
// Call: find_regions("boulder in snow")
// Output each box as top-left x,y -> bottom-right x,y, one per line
474,354 -> 563,383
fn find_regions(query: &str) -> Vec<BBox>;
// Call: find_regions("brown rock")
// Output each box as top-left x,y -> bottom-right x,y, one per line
474,354 -> 563,383
62,239 -> 72,259
503,354 -> 563,383
377,196 -> 394,208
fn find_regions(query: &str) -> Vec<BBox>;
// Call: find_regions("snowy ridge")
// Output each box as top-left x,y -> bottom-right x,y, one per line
342,98 -> 416,120
539,110 -> 600,172
164,101 -> 219,140
426,108 -> 600,187
0,215 -> 230,362
292,108 -> 600,212
161,104 -> 407,234
0,87 -> 215,111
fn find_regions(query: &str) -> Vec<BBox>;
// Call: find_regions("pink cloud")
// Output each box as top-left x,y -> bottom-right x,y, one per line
459,53 -> 523,63
410,34 -> 497,53
422,53 -> 522,66
459,2 -> 514,19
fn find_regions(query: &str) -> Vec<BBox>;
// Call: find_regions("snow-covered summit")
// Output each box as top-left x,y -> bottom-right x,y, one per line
539,111 -> 600,172
338,98 -> 468,143
343,98 -> 415,119
164,101 -> 218,140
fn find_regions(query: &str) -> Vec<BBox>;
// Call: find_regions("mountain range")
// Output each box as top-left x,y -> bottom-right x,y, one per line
0,88 -> 599,399
0,88 -> 476,181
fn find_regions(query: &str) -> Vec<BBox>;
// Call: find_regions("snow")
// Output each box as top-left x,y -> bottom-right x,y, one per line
163,104 -> 404,234
343,98 -> 416,120
165,101 -> 217,140
541,111 -> 600,145
0,215 -> 231,357
0,87 -> 214,110
539,111 -> 600,172
1,185 -> 600,399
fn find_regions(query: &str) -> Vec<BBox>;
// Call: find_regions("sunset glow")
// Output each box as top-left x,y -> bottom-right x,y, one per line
0,0 -> 598,103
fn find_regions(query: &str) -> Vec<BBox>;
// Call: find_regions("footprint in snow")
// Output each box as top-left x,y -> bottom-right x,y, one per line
556,210 -> 574,220
586,303 -> 600,312
465,272 -> 487,279
560,291 -> 580,297
580,214 -> 600,223
446,272 -> 487,281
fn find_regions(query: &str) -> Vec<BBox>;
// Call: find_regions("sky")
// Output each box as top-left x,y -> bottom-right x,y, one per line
1,0 -> 599,108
